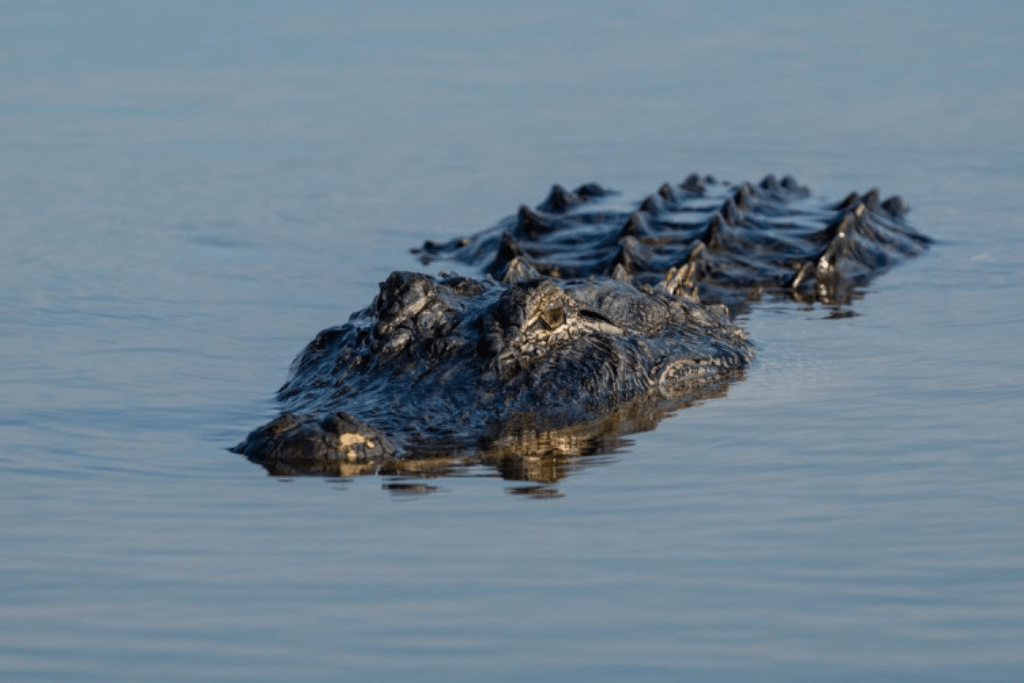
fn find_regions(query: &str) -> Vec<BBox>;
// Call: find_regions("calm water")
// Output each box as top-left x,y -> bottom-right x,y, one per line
2,2 -> 1023,681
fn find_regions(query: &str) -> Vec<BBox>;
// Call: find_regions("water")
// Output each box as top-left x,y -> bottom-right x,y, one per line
2,1 -> 1023,681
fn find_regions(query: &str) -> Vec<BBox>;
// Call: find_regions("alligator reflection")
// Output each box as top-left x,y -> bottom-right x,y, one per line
252,372 -> 742,497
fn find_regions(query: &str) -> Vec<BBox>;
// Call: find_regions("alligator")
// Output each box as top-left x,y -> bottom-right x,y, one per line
233,174 -> 929,478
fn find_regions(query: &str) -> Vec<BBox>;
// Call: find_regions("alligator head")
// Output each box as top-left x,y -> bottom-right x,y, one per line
233,270 -> 753,476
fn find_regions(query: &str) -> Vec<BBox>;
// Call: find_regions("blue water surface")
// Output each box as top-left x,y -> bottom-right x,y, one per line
1,2 -> 1023,681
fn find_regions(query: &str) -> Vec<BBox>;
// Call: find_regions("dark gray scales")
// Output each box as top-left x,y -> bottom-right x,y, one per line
235,271 -> 753,475
415,173 -> 929,313
234,174 -> 929,477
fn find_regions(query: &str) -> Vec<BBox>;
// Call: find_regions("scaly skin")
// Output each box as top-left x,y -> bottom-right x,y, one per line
416,173 -> 930,312
235,173 -> 929,477
234,271 -> 753,475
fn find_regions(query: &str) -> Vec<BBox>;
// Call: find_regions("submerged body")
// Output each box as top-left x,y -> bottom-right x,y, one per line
235,173 -> 929,476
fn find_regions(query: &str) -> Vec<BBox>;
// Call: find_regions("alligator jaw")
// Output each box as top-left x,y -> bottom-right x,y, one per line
232,412 -> 399,476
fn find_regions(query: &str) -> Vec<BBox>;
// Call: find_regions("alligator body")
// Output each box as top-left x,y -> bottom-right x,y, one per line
417,174 -> 930,312
234,174 -> 929,478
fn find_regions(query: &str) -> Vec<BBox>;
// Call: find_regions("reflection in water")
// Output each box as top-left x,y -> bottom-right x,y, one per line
381,480 -> 441,496
254,370 -> 745,494
506,486 -> 565,499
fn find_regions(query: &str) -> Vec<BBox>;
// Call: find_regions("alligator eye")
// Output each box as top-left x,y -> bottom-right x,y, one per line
538,305 -> 565,330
